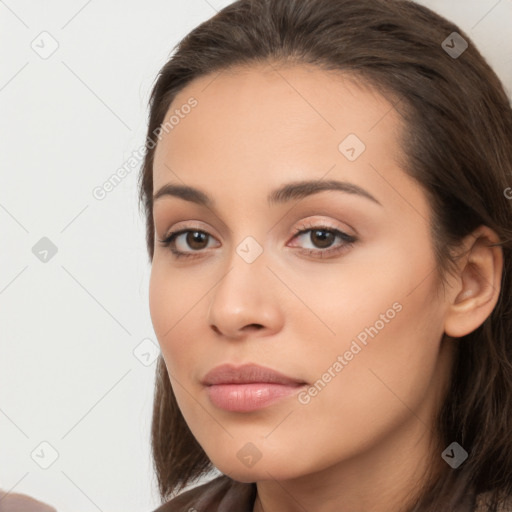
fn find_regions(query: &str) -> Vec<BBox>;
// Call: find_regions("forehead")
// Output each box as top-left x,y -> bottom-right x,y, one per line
152,62 -> 417,214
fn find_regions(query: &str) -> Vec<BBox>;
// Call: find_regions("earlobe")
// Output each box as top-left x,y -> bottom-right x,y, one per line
444,226 -> 503,338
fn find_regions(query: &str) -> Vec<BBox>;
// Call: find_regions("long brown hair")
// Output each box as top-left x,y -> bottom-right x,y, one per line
138,0 -> 512,509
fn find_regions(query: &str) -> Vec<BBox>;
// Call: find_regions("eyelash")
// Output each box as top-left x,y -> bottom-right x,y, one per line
157,222 -> 356,260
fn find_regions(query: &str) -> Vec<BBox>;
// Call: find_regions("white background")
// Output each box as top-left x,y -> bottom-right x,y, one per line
1,1 -> 510,511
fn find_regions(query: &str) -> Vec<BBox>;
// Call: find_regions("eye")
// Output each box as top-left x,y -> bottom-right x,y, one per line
158,228 -> 220,259
289,222 -> 356,258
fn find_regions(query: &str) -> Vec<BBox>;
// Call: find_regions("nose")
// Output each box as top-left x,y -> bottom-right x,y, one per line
207,248 -> 284,340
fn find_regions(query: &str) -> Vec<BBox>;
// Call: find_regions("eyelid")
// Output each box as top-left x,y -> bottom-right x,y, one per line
161,220 -> 218,240
291,218 -> 352,236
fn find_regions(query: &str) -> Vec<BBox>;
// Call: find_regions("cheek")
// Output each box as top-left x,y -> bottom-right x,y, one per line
289,230 -> 441,345
296,234 -> 445,403
148,263 -> 210,436
148,258 -> 207,379
148,260 -> 183,364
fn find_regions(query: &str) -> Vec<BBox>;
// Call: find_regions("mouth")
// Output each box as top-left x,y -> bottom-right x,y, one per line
201,363 -> 307,412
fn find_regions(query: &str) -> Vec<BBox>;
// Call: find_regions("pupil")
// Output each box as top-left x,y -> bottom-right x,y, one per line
312,229 -> 333,248
188,231 -> 207,250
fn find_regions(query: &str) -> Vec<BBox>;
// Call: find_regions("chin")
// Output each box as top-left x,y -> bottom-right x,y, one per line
211,453 -> 307,483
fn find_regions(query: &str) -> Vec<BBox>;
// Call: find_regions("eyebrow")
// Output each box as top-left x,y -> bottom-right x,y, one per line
152,179 -> 382,208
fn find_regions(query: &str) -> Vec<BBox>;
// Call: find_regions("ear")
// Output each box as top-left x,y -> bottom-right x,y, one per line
444,225 -> 503,338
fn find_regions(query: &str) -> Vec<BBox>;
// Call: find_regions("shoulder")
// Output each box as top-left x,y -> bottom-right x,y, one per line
474,490 -> 512,512
152,475 -> 257,512
0,489 -> 57,512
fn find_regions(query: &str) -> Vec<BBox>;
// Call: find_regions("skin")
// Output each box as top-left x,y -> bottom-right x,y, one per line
148,62 -> 503,512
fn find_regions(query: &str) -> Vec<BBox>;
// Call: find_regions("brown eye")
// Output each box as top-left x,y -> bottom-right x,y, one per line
289,224 -> 357,259
186,231 -> 209,250
158,228 -> 220,259
309,229 -> 336,249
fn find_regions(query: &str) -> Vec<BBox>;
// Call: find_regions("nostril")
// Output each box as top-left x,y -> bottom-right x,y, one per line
210,323 -> 263,335
245,324 -> 263,330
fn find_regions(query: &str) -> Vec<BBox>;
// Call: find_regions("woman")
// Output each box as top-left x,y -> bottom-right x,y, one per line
138,0 -> 512,510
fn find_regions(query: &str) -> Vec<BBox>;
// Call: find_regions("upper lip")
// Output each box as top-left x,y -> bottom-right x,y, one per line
202,363 -> 306,386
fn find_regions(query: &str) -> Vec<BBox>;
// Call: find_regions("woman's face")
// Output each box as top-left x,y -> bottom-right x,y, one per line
149,63 -> 455,484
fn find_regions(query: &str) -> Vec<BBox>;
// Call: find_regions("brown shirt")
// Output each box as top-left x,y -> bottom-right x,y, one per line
151,475 -> 512,512
153,476 -> 256,512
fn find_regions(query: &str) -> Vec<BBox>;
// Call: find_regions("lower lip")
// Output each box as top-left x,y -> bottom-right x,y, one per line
205,383 -> 305,412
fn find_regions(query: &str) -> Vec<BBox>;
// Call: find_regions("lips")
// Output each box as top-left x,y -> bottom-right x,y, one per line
202,363 -> 307,412
201,363 -> 306,387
